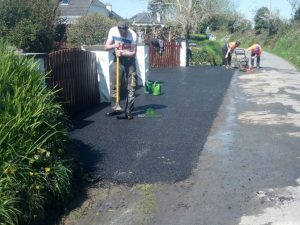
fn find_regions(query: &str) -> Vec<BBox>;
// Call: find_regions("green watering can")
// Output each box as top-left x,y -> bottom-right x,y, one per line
151,82 -> 162,96
144,80 -> 154,94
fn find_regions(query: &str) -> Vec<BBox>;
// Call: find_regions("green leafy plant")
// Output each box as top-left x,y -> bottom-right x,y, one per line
67,13 -> 117,45
189,40 -> 222,66
0,41 -> 72,224
0,178 -> 21,225
0,0 -> 58,52
189,34 -> 207,41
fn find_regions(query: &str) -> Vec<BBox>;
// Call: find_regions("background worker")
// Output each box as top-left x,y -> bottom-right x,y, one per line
246,43 -> 262,68
222,40 -> 240,68
104,20 -> 137,120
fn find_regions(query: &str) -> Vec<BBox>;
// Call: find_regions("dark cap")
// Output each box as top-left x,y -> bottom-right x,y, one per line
117,20 -> 129,29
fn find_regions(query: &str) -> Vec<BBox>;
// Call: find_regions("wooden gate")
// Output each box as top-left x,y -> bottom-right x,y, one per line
45,48 -> 99,115
150,41 -> 180,68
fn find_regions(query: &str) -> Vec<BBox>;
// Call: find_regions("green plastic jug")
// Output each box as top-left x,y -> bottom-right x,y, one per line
151,82 -> 161,96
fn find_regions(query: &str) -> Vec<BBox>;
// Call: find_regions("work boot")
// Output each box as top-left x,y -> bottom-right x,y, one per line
117,112 -> 133,120
105,110 -> 122,117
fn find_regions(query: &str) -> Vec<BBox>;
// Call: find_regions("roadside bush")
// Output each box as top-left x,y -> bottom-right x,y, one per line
0,42 -> 72,224
268,22 -> 300,67
67,13 -> 117,45
189,34 -> 207,41
190,40 -> 222,66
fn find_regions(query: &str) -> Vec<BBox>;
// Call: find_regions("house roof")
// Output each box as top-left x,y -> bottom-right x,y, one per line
59,0 -> 122,20
59,0 -> 92,17
130,12 -> 164,26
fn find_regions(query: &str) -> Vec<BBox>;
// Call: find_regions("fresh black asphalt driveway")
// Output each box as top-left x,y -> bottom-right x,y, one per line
71,66 -> 234,185
62,53 -> 300,225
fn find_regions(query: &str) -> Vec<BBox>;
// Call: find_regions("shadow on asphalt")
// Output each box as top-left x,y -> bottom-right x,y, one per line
132,103 -> 167,116
70,66 -> 234,186
70,103 -> 110,130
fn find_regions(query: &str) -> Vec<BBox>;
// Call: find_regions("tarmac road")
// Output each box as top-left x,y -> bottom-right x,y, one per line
149,52 -> 300,225
63,52 -> 300,225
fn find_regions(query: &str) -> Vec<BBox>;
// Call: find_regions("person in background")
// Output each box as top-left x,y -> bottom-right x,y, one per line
104,20 -> 137,120
246,43 -> 262,69
222,40 -> 240,68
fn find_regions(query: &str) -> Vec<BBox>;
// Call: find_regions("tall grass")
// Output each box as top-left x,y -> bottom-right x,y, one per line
0,41 -> 72,224
267,23 -> 300,68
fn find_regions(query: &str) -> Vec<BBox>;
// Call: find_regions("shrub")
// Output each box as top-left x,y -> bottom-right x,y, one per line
67,13 -> 117,45
269,23 -> 300,67
190,40 -> 223,66
0,0 -> 58,52
0,42 -> 72,224
189,33 -> 207,41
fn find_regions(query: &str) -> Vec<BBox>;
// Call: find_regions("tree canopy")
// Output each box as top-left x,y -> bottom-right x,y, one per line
294,6 -> 300,20
148,0 -> 234,37
0,0 -> 59,52
66,13 -> 117,46
254,7 -> 270,33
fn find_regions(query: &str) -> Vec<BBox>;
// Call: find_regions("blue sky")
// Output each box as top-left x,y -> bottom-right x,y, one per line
106,0 -> 293,21
235,0 -> 293,21
106,0 -> 148,19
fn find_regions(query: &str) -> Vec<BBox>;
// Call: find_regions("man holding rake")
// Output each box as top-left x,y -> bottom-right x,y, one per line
104,20 -> 138,120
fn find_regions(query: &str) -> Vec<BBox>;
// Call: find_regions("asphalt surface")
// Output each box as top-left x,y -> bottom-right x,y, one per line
71,66 -> 234,185
64,52 -> 300,225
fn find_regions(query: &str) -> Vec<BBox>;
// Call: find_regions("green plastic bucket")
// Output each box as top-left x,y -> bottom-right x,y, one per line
151,82 -> 161,96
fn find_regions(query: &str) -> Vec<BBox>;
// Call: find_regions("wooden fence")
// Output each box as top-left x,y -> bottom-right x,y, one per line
150,41 -> 180,68
45,48 -> 100,115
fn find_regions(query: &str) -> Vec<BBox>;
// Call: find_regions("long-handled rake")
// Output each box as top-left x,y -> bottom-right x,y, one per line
114,55 -> 122,111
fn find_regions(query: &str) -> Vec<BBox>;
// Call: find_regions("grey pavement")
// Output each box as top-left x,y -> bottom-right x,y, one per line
150,52 -> 300,225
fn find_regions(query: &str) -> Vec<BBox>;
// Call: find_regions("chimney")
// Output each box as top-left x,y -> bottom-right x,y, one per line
106,3 -> 112,12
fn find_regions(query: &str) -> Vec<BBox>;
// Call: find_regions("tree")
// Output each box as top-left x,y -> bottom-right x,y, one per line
254,6 -> 283,35
294,6 -> 300,20
228,13 -> 252,34
66,13 -> 117,45
254,7 -> 270,34
0,0 -> 59,52
148,0 -> 234,65
287,0 -> 300,18
148,0 -> 165,17
148,0 -> 234,35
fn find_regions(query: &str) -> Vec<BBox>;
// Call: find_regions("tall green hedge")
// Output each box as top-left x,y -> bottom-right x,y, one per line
0,42 -> 72,224
189,40 -> 223,66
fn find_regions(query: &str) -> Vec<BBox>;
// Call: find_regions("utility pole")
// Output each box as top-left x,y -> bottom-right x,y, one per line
269,0 -> 272,34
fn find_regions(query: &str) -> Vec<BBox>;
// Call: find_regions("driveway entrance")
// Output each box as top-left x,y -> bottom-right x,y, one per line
71,66 -> 234,184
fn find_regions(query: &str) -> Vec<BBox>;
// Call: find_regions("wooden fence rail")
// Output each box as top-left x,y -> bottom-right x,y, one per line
150,41 -> 180,68
45,48 -> 100,115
